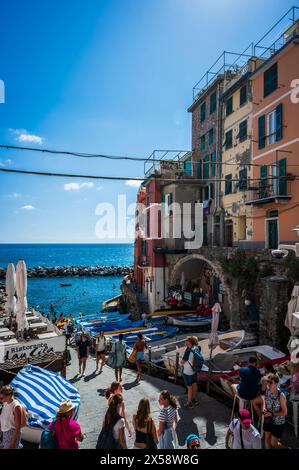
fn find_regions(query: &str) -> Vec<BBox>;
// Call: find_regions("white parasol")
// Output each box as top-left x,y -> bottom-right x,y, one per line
285,284 -> 299,360
180,271 -> 185,290
5,262 -> 16,318
208,302 -> 221,351
15,260 -> 29,332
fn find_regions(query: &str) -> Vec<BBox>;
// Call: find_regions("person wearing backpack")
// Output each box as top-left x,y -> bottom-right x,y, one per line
96,395 -> 127,449
0,385 -> 26,449
46,400 -> 84,449
181,336 -> 202,408
226,409 -> 261,449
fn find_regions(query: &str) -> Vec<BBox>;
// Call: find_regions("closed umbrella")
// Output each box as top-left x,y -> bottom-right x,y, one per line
16,260 -> 29,333
208,302 -> 221,351
5,262 -> 16,318
285,284 -> 299,360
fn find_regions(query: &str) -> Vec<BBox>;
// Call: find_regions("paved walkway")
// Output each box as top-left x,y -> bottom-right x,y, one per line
67,348 -> 231,449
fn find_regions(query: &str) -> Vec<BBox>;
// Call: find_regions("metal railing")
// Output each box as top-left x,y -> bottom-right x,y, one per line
246,179 -> 292,203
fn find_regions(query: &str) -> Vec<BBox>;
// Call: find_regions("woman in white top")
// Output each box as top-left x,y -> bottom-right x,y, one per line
157,390 -> 179,449
0,385 -> 23,449
102,395 -> 127,449
95,331 -> 107,373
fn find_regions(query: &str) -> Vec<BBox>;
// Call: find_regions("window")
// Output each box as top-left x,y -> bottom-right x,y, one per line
211,151 -> 216,177
239,120 -> 248,142
225,129 -> 233,149
264,63 -> 278,98
200,102 -> 206,122
279,158 -> 287,196
210,91 -> 217,114
200,135 -> 206,151
197,160 -> 202,179
226,96 -> 233,116
225,174 -> 232,195
203,155 -> 210,179
239,168 -> 248,191
268,110 -> 276,145
260,165 -> 268,198
240,85 -> 247,106
209,128 -> 214,146
270,165 -> 278,195
184,157 -> 193,176
258,115 -> 266,149
267,103 -> 283,146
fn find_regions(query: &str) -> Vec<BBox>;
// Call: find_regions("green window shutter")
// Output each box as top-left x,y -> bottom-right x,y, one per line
200,102 -> 206,122
197,160 -> 202,179
203,155 -> 209,179
161,193 -> 165,203
211,151 -> 216,177
184,157 -> 192,176
260,165 -> 268,198
240,85 -> 247,106
264,63 -> 278,98
200,135 -> 206,151
225,174 -> 232,194
239,168 -> 248,191
258,115 -> 266,149
275,103 -> 283,141
278,158 -> 287,196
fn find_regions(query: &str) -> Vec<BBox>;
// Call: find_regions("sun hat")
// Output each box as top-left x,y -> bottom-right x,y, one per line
58,399 -> 74,414
238,409 -> 252,424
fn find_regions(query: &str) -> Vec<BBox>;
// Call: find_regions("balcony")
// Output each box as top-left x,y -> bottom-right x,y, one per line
245,180 -> 292,206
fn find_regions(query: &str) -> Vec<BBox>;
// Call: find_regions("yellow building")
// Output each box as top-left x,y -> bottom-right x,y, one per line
220,60 -> 259,247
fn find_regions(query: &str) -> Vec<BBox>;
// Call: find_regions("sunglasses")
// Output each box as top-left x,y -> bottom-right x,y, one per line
190,443 -> 200,449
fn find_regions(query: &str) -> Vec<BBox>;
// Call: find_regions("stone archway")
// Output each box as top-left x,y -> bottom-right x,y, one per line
169,253 -> 235,327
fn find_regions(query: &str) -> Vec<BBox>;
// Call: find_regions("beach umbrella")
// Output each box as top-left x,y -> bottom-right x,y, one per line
16,260 -> 29,332
5,262 -> 16,318
285,284 -> 299,360
208,302 -> 221,351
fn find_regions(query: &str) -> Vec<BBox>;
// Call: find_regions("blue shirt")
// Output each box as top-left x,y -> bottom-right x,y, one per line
237,365 -> 261,400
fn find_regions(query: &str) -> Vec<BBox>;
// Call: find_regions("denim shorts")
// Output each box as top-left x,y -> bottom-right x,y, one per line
183,373 -> 197,387
136,351 -> 145,361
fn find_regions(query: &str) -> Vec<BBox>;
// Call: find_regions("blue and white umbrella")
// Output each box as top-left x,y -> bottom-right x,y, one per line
10,365 -> 80,429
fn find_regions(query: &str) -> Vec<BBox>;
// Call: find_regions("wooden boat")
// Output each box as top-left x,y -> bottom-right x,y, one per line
167,315 -> 212,328
108,327 -> 178,345
161,330 -> 245,381
149,309 -> 198,318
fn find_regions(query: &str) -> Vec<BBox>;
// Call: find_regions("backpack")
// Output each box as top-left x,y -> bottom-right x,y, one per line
40,420 -> 57,449
96,415 -> 122,450
189,347 -> 204,373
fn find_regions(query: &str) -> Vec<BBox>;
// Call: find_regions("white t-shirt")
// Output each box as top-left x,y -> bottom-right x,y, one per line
113,417 -> 125,440
96,337 -> 106,351
0,399 -> 21,432
183,350 -> 195,376
229,419 -> 261,449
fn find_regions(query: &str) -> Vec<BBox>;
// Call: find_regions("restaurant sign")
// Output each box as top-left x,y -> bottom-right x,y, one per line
0,335 -> 66,365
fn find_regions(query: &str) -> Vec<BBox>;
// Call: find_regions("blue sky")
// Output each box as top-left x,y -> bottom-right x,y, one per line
0,0 -> 297,242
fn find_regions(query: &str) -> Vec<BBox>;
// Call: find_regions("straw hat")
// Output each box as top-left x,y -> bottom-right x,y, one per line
58,399 -> 74,414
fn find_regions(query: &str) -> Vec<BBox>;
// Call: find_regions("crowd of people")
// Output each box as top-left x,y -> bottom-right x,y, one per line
0,329 -> 295,450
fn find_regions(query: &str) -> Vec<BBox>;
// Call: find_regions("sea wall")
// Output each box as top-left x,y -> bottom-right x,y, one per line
0,265 -> 132,279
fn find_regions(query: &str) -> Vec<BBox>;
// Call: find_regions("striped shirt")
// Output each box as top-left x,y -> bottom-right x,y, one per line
158,406 -> 177,428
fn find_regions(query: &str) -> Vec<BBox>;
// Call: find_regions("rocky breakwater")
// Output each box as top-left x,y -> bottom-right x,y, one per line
0,265 -> 132,279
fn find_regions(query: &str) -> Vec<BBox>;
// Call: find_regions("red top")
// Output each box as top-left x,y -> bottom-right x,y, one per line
49,417 -> 81,449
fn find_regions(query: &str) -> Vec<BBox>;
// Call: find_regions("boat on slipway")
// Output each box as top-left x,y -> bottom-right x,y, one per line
107,327 -> 178,346
167,314 -> 212,328
149,309 -> 198,318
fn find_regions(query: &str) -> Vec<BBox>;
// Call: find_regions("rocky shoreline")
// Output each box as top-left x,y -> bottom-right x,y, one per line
0,265 -> 132,279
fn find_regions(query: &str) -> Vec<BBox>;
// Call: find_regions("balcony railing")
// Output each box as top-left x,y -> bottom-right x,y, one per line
245,180 -> 292,206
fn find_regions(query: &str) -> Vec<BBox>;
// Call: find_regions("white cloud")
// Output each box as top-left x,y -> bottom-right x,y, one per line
20,205 -> 35,210
125,180 -> 141,188
9,192 -> 22,198
10,128 -> 44,145
64,182 -> 94,191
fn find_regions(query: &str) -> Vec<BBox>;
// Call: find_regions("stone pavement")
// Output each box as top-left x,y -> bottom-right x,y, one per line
66,347 -> 299,449
67,348 -> 231,449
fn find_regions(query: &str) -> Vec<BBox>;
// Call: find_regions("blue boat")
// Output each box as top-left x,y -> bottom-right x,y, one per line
108,326 -> 178,345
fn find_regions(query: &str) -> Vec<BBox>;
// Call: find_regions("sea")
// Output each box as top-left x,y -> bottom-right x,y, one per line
0,243 -> 134,317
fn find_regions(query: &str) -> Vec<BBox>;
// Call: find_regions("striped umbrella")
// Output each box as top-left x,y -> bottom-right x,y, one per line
10,365 -> 80,429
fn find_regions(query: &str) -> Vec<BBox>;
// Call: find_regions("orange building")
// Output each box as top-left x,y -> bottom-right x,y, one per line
246,20 -> 299,248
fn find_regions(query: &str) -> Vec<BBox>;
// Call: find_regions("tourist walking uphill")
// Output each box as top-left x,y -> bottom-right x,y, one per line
47,400 -> 84,449
95,331 -> 107,373
133,333 -> 147,383
76,331 -> 91,377
226,409 -> 261,449
108,334 -> 127,382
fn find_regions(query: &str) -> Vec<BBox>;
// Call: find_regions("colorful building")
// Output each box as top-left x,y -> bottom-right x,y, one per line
246,18 -> 299,248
